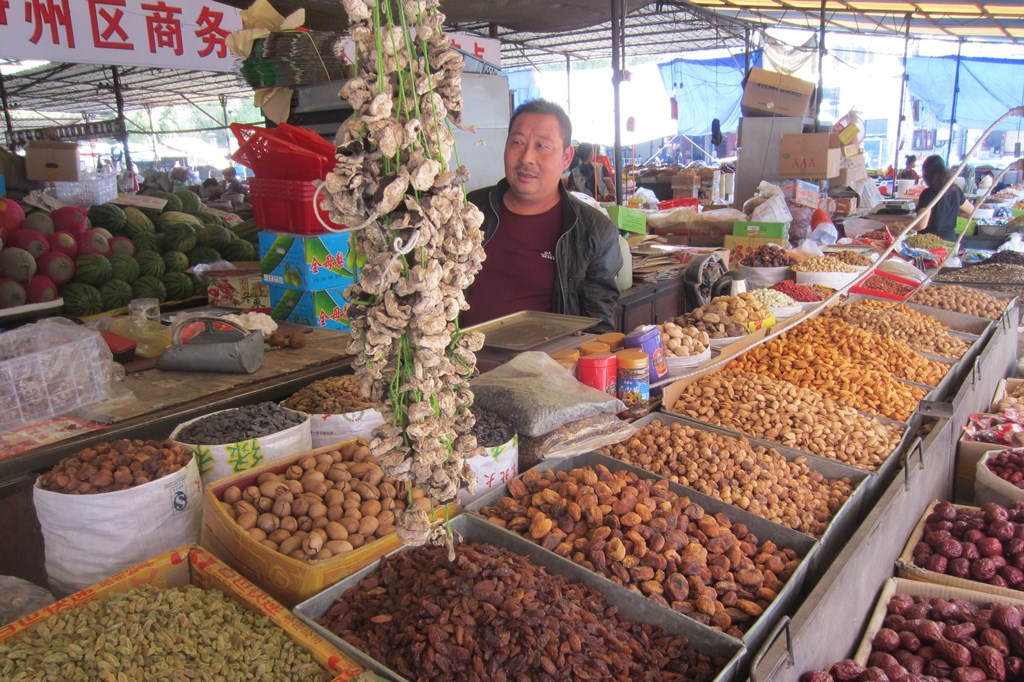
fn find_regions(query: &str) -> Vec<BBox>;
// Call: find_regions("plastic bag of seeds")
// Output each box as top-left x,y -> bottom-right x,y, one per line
517,414 -> 636,469
0,576 -> 54,626
470,352 -> 626,437
461,407 -> 519,504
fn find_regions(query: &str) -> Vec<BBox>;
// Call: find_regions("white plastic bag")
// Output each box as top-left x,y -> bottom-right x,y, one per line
843,217 -> 887,240
34,456 -> 203,597
975,449 -> 1024,506
305,408 -> 385,449
630,188 -> 660,210
460,435 -> 519,504
744,182 -> 793,224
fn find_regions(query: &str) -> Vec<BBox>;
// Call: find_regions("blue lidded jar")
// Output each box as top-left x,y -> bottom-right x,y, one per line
623,325 -> 668,383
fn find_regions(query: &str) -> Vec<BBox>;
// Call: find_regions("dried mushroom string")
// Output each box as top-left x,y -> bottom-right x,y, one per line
319,0 -> 486,545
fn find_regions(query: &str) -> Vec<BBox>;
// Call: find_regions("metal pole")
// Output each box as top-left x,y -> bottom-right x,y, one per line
892,13 -> 912,193
611,0 -> 624,205
815,0 -> 826,129
147,107 -> 159,161
945,41 -> 963,166
743,27 -> 751,77
565,54 -> 571,117
0,71 -> 15,148
110,65 -> 133,173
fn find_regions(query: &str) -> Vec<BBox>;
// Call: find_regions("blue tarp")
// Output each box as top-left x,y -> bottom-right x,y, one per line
657,53 -> 760,136
506,69 -> 543,110
906,55 -> 1024,132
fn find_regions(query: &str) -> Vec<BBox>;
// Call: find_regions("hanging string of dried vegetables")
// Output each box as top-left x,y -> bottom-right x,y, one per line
318,0 -> 486,545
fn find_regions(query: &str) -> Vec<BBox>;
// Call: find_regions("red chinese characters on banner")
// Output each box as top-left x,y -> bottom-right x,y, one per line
25,0 -> 75,48
0,0 -> 10,25
142,0 -> 182,55
194,5 -> 228,58
89,0 -> 133,50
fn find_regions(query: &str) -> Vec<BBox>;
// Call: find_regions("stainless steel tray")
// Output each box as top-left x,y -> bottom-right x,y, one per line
466,310 -> 599,351
467,451 -> 819,658
294,514 -> 745,682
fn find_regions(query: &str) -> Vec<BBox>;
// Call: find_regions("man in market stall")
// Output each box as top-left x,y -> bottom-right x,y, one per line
464,99 -> 623,333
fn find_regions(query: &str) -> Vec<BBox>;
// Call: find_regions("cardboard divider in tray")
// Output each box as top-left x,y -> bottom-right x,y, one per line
0,544 -> 364,681
621,412 -> 872,578
659,363 -> 913,479
896,500 -> 1024,601
465,450 -> 819,657
200,439 -> 456,608
852,576 -> 1024,667
294,514 -> 746,682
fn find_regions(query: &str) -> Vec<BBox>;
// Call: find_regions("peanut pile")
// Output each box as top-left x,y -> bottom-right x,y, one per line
481,464 -> 802,636
994,382 -> 1024,413
218,441 -> 416,562
911,284 -> 1008,319
659,322 -> 709,357
828,250 -> 873,267
319,542 -> 723,681
599,420 -> 855,536
40,440 -> 192,494
671,370 -> 903,470
281,374 -> 376,414
791,256 -> 858,273
823,300 -> 970,359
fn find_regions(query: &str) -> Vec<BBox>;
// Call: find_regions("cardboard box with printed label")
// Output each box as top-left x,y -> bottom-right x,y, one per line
773,179 -> 820,209
24,140 -> 80,182
836,153 -> 868,187
832,196 -> 859,217
780,133 -> 841,179
259,231 -> 357,291
268,285 -> 351,331
740,67 -> 815,118
205,262 -> 271,311
732,221 -> 788,238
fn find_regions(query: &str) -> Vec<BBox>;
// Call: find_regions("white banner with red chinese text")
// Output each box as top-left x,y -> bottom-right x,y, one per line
0,0 -> 242,72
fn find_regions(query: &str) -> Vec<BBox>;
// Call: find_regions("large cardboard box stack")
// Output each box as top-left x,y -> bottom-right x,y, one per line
741,68 -> 815,118
780,133 -> 841,179
259,231 -> 357,331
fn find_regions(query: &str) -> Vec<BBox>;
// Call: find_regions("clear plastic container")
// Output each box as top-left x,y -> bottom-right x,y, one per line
0,321 -> 116,434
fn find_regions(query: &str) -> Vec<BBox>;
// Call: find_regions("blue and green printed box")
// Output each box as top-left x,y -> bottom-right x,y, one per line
258,230 -> 363,291
268,284 -> 351,331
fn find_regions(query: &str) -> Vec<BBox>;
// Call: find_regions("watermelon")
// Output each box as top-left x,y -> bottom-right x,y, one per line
108,236 -> 136,257
91,227 -> 114,240
61,282 -> 103,316
73,254 -> 112,287
197,225 -> 232,251
109,254 -> 140,283
152,192 -> 183,214
133,232 -> 160,253
136,250 -> 166,278
188,247 -> 221,266
23,211 -> 54,236
174,190 -> 202,215
0,198 -> 25,239
221,240 -> 257,262
123,206 -> 156,237
7,230 -> 49,259
100,279 -> 134,310
0,278 -> 26,308
162,251 -> 189,273
160,224 -> 197,253
198,211 -> 224,227
77,231 -> 112,257
88,203 -> 127,234
51,206 -> 89,235
156,211 -> 202,232
161,272 -> 194,301
37,251 -> 75,285
26,275 -> 58,304
231,219 -> 259,245
0,248 -> 37,283
132,275 -> 167,303
47,231 -> 78,258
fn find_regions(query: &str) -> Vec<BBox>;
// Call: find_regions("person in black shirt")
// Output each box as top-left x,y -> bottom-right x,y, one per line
915,155 -> 973,242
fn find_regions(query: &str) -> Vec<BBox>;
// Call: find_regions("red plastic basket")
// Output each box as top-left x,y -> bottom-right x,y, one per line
230,123 -> 333,181
657,197 -> 700,210
850,269 -> 921,301
249,177 -> 342,235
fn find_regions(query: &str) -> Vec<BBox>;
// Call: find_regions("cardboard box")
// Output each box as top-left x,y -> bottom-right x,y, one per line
837,122 -> 861,146
835,153 -> 868,187
268,284 -> 351,331
897,500 -> 1024,601
201,442 -> 455,607
0,544 -> 363,681
991,377 -> 1024,412
832,196 -> 858,217
955,430 -> 1012,501
732,221 -> 788,238
740,67 -> 815,118
723,235 -> 788,265
773,179 -> 820,209
606,205 -> 647,235
259,231 -> 357,291
735,116 -> 805,209
205,261 -> 270,311
780,133 -> 841,179
24,140 -> 80,182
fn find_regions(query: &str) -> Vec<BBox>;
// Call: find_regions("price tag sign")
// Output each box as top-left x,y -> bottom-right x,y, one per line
115,194 -> 167,210
200,207 -> 243,226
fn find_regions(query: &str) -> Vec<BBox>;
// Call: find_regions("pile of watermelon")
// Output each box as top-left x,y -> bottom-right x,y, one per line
0,191 -> 258,316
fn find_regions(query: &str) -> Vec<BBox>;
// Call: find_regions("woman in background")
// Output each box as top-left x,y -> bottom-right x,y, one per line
568,143 -> 614,200
898,154 -> 920,182
915,155 -> 973,241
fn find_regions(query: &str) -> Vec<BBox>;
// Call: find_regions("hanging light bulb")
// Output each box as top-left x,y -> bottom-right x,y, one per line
626,116 -> 636,132
670,96 -> 678,121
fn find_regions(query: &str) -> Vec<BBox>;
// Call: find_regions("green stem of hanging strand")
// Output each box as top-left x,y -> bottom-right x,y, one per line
371,2 -> 392,176
413,6 -> 448,171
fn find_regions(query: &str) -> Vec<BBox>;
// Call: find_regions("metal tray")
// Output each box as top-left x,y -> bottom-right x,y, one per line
623,412 -> 871,582
467,451 -> 819,658
294,514 -> 745,682
466,310 -> 599,351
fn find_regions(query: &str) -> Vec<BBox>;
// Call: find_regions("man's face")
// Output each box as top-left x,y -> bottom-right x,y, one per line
504,112 -> 573,208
